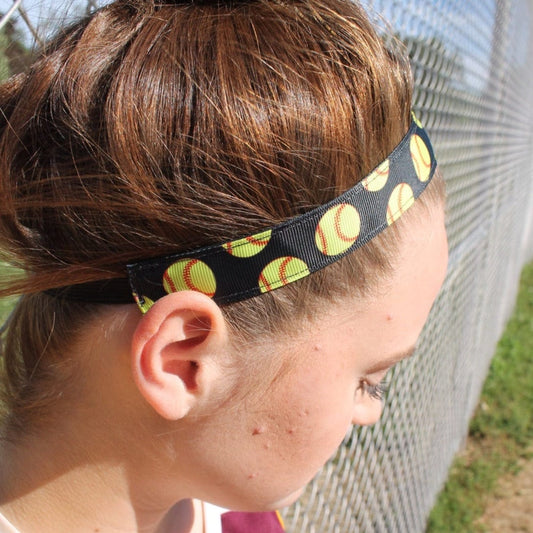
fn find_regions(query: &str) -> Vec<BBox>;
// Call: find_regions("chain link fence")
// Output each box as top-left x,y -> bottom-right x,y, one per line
1,0 -> 533,531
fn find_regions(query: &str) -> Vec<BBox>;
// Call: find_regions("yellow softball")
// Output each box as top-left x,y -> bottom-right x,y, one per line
134,294 -> 155,314
259,257 -> 310,293
315,203 -> 361,256
410,134 -> 431,182
387,183 -> 415,225
223,229 -> 272,258
163,258 -> 217,298
362,159 -> 390,192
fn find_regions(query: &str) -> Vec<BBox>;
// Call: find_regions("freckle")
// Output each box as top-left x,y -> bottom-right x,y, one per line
252,426 -> 265,436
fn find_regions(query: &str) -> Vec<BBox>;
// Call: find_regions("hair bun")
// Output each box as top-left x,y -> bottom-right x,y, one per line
153,0 -> 257,5
152,0 -> 253,7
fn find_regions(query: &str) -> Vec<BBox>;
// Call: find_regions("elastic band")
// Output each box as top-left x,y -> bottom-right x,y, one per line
45,278 -> 134,304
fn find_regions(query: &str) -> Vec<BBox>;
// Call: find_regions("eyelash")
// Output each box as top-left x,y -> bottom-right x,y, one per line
360,380 -> 389,401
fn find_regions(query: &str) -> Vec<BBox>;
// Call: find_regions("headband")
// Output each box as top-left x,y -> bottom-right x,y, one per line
49,114 -> 436,312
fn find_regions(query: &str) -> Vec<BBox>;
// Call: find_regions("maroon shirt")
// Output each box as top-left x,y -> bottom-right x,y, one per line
221,511 -> 285,533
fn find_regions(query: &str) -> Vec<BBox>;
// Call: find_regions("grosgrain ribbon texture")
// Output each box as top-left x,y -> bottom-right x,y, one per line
128,116 -> 436,312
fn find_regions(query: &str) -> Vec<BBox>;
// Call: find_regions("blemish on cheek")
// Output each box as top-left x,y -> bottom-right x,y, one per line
247,472 -> 259,480
299,409 -> 309,417
313,344 -> 321,352
263,442 -> 271,450
252,426 -> 266,436
386,313 -> 393,321
286,428 -> 295,435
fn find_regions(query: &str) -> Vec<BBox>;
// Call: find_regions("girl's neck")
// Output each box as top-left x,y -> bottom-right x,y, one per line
0,429 -> 200,533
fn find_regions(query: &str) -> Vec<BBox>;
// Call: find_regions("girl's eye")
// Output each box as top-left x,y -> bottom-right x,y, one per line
360,380 -> 389,401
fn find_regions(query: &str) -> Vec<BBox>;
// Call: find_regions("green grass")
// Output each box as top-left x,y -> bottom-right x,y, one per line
426,260 -> 533,533
0,264 -> 19,323
0,295 -> 16,323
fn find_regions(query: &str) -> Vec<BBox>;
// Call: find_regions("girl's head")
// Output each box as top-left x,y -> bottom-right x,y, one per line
0,0 -> 447,513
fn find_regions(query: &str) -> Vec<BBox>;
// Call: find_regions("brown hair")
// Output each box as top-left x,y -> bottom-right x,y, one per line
0,0 -> 443,435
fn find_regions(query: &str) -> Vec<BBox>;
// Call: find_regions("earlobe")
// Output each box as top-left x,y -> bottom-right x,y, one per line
131,291 -> 228,420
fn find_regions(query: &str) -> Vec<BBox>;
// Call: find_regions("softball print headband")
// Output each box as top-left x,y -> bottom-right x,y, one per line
48,114 -> 436,310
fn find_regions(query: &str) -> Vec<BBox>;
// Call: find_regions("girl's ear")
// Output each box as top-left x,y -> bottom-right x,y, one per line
131,291 -> 229,420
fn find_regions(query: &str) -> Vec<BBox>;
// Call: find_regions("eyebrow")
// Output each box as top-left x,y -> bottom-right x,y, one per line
365,344 -> 418,375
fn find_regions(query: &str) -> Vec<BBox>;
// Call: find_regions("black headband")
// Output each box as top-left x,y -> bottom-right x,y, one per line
48,114 -> 436,312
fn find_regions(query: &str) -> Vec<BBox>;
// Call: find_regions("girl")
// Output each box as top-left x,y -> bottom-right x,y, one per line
0,0 -> 448,531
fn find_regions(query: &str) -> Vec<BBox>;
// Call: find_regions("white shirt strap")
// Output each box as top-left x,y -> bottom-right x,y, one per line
0,512 -> 20,533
